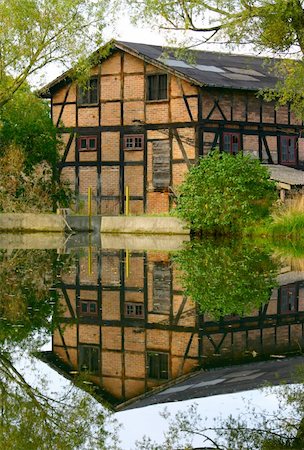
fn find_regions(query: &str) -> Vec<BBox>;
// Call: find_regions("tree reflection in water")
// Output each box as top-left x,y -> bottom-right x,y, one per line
174,238 -> 279,320
0,249 -> 119,450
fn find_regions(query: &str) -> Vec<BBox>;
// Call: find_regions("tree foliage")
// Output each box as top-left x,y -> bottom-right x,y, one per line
126,0 -> 304,117
0,352 -> 120,450
174,238 -> 278,319
0,86 -> 59,170
0,249 -> 72,347
0,0 -> 113,108
0,144 -> 72,212
175,151 -> 276,234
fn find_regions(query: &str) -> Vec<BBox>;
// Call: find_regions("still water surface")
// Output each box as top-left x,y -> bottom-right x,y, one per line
1,234 -> 303,448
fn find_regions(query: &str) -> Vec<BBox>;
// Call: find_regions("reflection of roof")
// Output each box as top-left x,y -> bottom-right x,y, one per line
125,356 -> 304,411
41,40 -> 281,97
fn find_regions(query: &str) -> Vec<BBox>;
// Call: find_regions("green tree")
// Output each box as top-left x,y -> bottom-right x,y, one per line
175,151 -> 276,234
126,0 -> 304,117
0,249 -> 71,346
0,0 -> 112,108
0,86 -> 59,170
0,352 -> 119,450
174,238 -> 278,319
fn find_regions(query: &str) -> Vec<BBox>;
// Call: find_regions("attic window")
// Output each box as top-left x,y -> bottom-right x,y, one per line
78,77 -> 98,105
147,74 -> 168,101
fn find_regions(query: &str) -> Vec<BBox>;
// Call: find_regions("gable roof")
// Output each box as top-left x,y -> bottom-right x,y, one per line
118,41 -> 279,91
40,40 -> 281,97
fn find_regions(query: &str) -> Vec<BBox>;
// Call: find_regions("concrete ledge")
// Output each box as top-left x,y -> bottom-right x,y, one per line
0,232 -> 66,249
101,233 -> 190,250
0,213 -> 65,232
100,216 -> 190,235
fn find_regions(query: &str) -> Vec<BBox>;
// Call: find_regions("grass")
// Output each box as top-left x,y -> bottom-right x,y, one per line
268,195 -> 304,238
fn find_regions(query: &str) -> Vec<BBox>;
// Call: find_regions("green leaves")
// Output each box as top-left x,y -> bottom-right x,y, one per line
174,238 -> 278,320
175,150 -> 276,234
0,0 -> 112,107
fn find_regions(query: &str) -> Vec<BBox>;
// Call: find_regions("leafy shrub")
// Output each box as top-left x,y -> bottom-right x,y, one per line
174,238 -> 278,320
175,150 -> 276,234
0,145 -> 72,212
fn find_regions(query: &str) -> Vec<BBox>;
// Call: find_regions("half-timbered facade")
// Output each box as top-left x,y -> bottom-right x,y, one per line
42,41 -> 304,215
40,248 -> 304,411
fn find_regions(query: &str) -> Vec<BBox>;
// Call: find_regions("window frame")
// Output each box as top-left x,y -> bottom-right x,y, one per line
78,299 -> 98,317
124,302 -> 144,318
280,135 -> 297,165
147,352 -> 169,380
78,135 -> 98,152
146,73 -> 168,102
77,76 -> 99,105
79,345 -> 100,374
222,132 -> 241,155
279,284 -> 298,314
123,134 -> 145,151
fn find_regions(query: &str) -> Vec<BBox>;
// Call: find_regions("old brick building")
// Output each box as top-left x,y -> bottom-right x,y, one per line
42,41 -> 304,215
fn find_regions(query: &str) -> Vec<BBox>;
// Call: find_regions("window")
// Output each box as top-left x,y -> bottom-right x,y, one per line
147,74 -> 168,101
78,77 -> 98,104
124,134 -> 144,151
147,352 -> 169,380
78,300 -> 98,317
280,136 -> 297,164
125,302 -> 144,318
78,136 -> 97,151
280,285 -> 298,314
223,133 -> 240,155
79,346 -> 100,373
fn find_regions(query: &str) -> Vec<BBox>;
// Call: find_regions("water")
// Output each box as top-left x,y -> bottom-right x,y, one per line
1,234 -> 304,449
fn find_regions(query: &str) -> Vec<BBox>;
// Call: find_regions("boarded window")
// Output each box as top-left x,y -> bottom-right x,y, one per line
147,74 -> 168,101
152,140 -> 170,189
79,346 -> 100,373
147,352 -> 169,379
153,262 -> 171,313
78,77 -> 99,104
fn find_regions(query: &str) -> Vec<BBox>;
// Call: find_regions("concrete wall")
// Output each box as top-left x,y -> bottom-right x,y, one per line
0,214 -> 190,235
0,214 -> 65,232
100,216 -> 189,235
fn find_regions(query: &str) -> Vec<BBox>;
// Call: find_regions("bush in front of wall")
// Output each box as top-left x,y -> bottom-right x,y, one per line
175,150 -> 276,234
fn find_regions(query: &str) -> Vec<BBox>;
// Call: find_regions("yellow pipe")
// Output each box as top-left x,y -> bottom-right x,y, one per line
88,186 -> 92,230
125,249 -> 130,278
125,185 -> 130,216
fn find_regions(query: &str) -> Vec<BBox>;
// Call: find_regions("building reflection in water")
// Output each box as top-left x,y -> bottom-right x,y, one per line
42,248 -> 304,410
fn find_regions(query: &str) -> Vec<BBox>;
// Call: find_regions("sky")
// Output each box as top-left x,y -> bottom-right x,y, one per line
39,12 -> 251,88
15,340 -> 284,450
